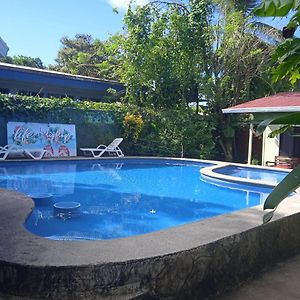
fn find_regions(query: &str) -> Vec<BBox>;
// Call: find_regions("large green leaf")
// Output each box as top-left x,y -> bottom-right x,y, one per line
271,38 -> 300,83
251,0 -> 300,224
269,112 -> 300,124
252,113 -> 300,157
253,111 -> 300,223
252,21 -> 284,43
253,0 -> 295,17
252,112 -> 300,125
255,118 -> 274,135
267,124 -> 291,137
263,165 -> 300,223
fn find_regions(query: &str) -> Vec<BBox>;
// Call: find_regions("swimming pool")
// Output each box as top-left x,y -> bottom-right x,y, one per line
0,158 -> 273,240
1,158 -> 300,300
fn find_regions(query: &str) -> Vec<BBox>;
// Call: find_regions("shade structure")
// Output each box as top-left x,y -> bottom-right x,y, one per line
222,92 -> 300,165
222,92 -> 300,114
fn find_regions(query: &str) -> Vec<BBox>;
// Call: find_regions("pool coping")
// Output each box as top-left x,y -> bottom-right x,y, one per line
1,157 -> 300,299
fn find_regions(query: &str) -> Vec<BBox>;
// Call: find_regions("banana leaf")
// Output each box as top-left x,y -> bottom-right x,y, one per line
263,165 -> 300,223
252,112 -> 300,124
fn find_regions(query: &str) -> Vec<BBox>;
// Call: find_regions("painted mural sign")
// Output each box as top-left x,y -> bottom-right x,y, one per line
7,122 -> 77,157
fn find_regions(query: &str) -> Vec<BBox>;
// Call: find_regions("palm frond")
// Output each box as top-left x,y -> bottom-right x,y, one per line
233,0 -> 259,15
252,21 -> 285,44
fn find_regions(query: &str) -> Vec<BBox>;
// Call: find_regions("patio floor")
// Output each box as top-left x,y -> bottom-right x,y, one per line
215,253 -> 300,300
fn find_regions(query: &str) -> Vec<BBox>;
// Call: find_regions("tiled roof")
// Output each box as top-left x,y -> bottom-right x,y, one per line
222,92 -> 300,113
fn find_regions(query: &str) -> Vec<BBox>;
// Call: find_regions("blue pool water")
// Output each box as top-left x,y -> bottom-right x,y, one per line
214,165 -> 288,184
0,159 -> 273,240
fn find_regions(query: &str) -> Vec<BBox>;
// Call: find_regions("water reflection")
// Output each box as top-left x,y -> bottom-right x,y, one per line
0,160 -> 272,240
0,162 -> 77,196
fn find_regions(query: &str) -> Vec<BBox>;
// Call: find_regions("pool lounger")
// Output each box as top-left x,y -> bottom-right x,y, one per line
80,138 -> 124,158
0,144 -> 46,160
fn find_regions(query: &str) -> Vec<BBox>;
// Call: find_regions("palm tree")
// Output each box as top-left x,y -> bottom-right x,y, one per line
232,0 -> 258,14
225,0 -> 284,44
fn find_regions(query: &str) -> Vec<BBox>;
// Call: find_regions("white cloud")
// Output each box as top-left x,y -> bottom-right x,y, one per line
106,0 -> 149,9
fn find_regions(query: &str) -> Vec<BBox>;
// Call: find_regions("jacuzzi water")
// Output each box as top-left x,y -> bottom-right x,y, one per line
0,159 -> 274,240
214,165 -> 288,184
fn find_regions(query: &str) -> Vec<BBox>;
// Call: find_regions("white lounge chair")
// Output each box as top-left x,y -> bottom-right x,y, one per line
0,144 -> 46,160
80,138 -> 124,158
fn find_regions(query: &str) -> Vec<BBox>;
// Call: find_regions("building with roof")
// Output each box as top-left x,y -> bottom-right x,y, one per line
223,92 -> 300,167
222,92 -> 300,114
0,37 -> 9,58
0,62 -> 124,101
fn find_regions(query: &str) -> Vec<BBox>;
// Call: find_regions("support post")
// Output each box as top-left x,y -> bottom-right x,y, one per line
247,123 -> 253,165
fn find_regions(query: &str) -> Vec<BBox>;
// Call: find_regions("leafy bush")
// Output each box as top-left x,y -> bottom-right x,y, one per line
0,93 -> 214,159
131,108 -> 215,159
123,113 -> 144,142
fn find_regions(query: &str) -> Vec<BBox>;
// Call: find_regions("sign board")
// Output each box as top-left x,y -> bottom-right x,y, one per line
7,122 -> 77,157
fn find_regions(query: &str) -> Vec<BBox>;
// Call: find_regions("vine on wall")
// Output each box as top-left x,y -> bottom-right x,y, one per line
0,93 -> 214,158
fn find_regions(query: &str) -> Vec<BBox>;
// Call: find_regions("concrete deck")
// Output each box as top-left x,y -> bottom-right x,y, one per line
215,253 -> 300,300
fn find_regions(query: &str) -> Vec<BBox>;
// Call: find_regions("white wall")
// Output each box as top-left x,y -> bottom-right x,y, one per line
262,125 -> 280,166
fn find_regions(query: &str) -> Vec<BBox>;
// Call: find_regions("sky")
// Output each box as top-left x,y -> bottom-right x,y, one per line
0,0 -> 293,66
0,0 -> 133,65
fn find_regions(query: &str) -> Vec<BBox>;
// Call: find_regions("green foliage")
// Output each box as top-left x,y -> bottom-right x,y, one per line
209,7 -> 273,105
252,111 -> 300,222
102,88 -> 123,103
267,124 -> 292,137
254,0 -> 300,18
0,55 -> 45,69
135,108 -> 215,159
49,34 -> 123,80
251,1 -> 300,222
0,93 -> 121,116
0,93 -> 214,159
120,0 -> 279,160
123,113 -> 144,141
254,0 -> 300,84
120,0 -> 210,108
206,3 -> 275,160
263,165 -> 300,223
251,158 -> 260,165
272,38 -> 300,84
232,0 -> 259,15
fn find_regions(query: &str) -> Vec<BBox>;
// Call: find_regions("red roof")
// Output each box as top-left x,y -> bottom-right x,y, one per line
222,92 -> 300,113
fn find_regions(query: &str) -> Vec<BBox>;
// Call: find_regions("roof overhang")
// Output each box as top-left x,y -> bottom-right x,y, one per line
222,92 -> 300,115
222,106 -> 300,114
0,62 -> 122,85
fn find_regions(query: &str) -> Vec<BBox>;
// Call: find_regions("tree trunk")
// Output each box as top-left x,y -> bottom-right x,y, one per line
218,137 -> 233,161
